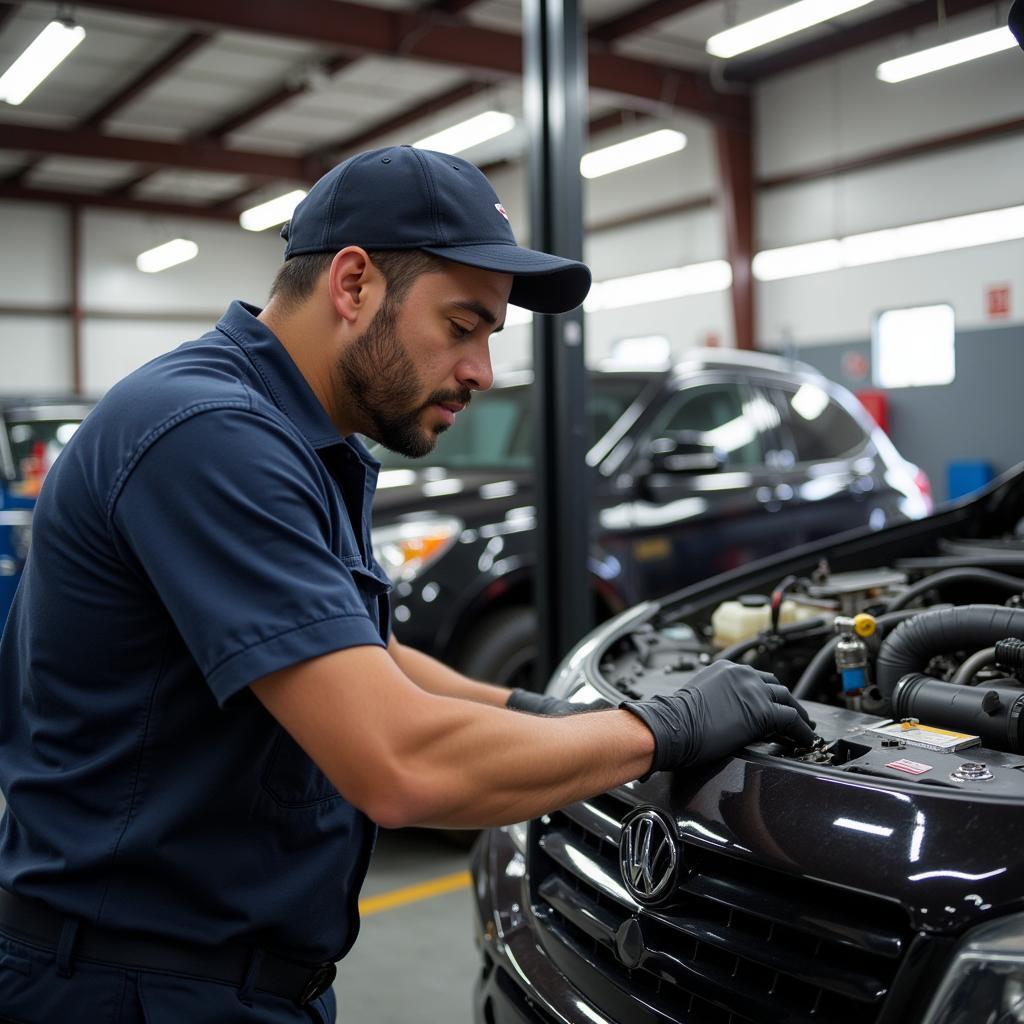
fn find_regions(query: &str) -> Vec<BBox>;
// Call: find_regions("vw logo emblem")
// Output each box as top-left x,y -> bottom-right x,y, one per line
618,808 -> 678,903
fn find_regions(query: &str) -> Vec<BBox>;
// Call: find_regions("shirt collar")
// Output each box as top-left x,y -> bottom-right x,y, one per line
215,300 -> 379,473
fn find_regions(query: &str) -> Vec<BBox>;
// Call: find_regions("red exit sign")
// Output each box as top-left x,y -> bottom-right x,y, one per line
986,284 -> 1011,319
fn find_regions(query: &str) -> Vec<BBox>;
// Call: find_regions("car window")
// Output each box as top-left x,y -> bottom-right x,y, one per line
373,377 -> 647,470
768,384 -> 868,461
647,382 -> 769,466
5,416 -> 83,496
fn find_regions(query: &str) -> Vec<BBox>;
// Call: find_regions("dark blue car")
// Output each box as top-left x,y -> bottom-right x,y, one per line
369,349 -> 932,688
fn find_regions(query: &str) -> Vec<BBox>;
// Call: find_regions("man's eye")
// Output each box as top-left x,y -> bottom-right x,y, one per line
450,321 -> 472,338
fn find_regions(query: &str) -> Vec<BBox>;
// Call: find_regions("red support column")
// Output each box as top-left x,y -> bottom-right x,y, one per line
70,204 -> 83,396
715,107 -> 755,350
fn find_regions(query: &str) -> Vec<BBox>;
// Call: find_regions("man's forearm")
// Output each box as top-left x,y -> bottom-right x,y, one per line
381,695 -> 656,829
253,645 -> 654,831
388,636 -> 509,708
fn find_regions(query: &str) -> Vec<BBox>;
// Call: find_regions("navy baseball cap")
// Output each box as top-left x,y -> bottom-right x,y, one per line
280,145 -> 591,314
1011,0 -> 1023,49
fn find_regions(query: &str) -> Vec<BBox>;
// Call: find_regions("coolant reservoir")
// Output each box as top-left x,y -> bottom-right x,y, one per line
711,595 -> 823,648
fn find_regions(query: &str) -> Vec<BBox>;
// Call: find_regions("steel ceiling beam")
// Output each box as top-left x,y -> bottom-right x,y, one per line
590,0 -> 708,43
0,184 -> 239,220
83,31 -> 210,128
310,78 -> 493,160
4,24 -> 209,187
73,0 -> 746,121
194,53 -> 357,142
0,123 -> 314,180
724,0 -> 996,81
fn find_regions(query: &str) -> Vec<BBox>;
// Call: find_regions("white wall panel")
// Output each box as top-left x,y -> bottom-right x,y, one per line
585,205 -> 723,280
587,290 -> 734,358
81,209 -> 284,313
0,203 -> 70,307
759,134 -> 1024,247
757,237 -> 1024,346
81,318 -> 213,395
757,15 -> 1024,177
0,317 -> 73,393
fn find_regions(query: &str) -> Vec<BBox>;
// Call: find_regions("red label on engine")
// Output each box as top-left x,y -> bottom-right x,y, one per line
886,759 -> 932,775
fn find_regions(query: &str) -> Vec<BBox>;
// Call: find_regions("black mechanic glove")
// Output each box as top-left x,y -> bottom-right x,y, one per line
620,660 -> 815,776
506,689 -> 608,716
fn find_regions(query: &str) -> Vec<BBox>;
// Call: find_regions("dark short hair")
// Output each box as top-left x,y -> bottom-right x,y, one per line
268,249 -> 451,310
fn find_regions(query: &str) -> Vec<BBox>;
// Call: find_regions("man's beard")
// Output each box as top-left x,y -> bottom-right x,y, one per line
337,296 -> 471,458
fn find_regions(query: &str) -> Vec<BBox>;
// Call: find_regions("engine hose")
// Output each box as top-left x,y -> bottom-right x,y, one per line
792,609 -> 927,701
713,617 -> 831,665
886,568 -> 1024,612
949,646 -> 997,685
876,605 -> 1024,707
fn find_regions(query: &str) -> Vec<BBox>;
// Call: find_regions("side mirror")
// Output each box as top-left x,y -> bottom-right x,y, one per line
647,431 -> 726,474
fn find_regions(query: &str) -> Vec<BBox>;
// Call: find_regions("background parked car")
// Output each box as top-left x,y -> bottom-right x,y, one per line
470,463 -> 1024,1024
0,397 -> 95,626
369,348 -> 932,687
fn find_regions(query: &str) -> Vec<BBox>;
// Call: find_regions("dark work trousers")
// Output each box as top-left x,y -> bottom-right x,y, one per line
0,928 -> 337,1024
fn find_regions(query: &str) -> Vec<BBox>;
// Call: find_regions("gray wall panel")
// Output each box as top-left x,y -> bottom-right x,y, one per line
795,323 -> 1024,501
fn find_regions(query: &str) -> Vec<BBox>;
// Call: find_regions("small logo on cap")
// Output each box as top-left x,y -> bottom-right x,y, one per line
494,203 -> 509,221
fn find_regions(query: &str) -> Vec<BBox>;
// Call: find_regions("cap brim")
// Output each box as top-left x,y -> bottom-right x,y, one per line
422,243 -> 591,315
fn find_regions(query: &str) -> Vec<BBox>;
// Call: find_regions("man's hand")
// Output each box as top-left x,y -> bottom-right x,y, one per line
506,689 -> 607,716
620,661 -> 815,775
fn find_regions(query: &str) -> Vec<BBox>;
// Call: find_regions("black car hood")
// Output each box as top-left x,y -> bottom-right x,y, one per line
620,746 -> 1024,936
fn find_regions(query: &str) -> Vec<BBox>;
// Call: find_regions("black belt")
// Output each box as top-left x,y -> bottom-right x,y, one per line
0,887 -> 336,1006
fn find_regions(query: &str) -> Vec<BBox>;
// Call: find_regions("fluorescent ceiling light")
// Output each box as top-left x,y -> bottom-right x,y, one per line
489,261 -> 731,326
581,129 -> 686,179
0,19 -> 86,105
753,204 -> 1024,280
136,238 -> 199,274
413,111 -> 516,154
876,27 -> 1017,83
706,0 -> 876,58
239,189 -> 307,232
585,261 -> 732,312
752,239 -> 843,280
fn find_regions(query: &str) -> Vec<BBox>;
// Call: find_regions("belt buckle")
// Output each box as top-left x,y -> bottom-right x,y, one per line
298,962 -> 337,1006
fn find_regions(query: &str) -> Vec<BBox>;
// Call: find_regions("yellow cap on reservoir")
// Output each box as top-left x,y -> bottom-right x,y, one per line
853,613 -> 876,638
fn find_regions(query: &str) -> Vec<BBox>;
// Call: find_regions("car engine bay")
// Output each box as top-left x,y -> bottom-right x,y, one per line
593,536 -> 1024,797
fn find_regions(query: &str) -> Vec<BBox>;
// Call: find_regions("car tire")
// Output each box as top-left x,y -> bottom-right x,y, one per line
457,607 -> 539,691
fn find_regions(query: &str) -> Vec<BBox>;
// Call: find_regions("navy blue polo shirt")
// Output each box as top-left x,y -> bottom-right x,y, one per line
0,301 -> 392,963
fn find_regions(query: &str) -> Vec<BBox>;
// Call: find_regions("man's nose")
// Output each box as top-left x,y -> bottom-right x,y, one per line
456,343 -> 494,392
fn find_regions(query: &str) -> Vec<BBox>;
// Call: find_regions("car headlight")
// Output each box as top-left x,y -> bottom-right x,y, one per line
921,913 -> 1024,1024
371,516 -> 462,583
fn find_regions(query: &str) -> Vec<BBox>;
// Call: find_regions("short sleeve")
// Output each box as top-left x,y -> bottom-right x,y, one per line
110,407 -> 385,705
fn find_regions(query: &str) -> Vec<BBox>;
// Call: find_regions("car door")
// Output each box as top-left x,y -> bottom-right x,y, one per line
759,380 -> 884,542
603,374 -> 797,600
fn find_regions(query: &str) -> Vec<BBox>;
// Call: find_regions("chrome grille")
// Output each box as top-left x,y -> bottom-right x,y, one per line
529,792 -> 913,1024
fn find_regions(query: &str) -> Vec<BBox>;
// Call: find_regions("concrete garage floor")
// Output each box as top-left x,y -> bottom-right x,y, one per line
334,828 -> 480,1023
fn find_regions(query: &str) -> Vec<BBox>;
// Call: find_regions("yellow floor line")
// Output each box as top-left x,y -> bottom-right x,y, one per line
358,869 -> 472,917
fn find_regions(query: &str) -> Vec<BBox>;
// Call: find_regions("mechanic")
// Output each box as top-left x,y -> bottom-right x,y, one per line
0,145 -> 814,1023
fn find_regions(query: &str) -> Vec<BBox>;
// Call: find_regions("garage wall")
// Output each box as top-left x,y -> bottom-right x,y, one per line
795,323 -> 1024,499
1,27 -> 1022,396
755,22 -> 1024,347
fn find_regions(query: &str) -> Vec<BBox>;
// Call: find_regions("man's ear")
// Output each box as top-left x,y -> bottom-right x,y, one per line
327,247 -> 382,324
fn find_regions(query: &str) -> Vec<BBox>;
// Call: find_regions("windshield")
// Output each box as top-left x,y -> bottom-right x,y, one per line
372,377 -> 648,470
